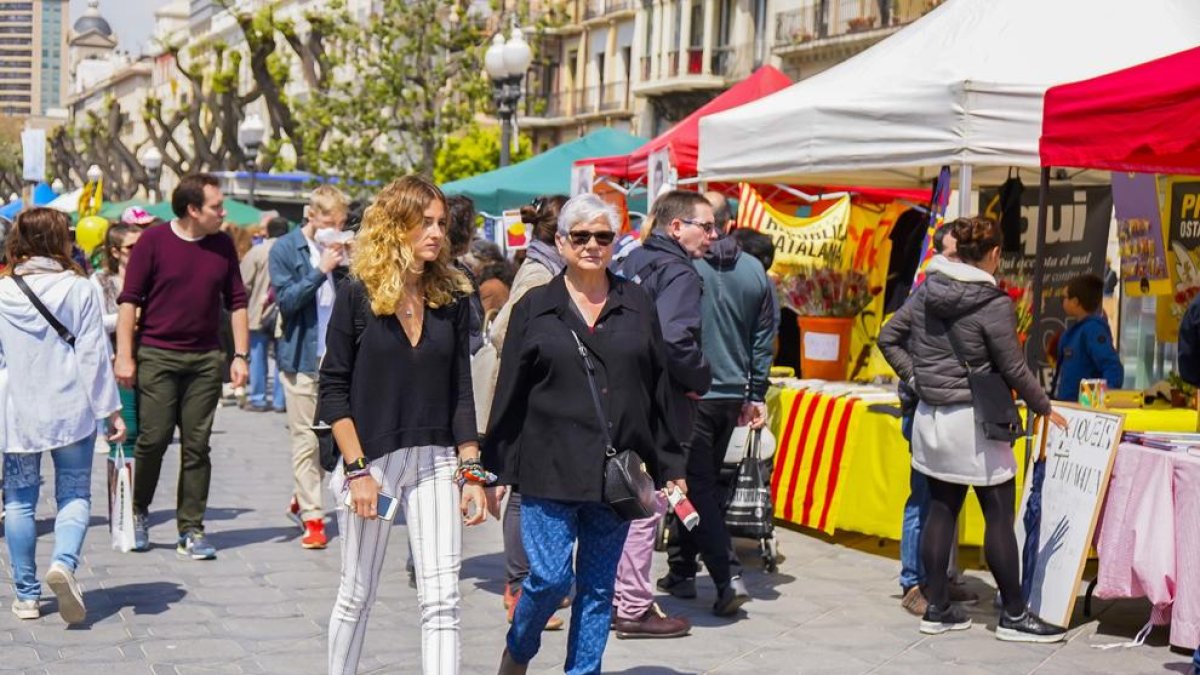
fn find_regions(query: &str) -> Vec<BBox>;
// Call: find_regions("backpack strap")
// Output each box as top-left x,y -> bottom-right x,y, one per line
12,274 -> 76,348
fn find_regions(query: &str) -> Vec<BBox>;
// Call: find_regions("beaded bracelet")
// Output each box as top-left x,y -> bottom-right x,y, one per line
345,469 -> 372,483
454,459 -> 496,489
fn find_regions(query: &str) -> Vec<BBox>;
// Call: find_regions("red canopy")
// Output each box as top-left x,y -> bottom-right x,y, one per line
578,66 -> 793,181
1040,46 -> 1200,173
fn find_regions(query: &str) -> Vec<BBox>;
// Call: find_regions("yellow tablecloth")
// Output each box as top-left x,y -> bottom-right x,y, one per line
766,386 -> 1196,546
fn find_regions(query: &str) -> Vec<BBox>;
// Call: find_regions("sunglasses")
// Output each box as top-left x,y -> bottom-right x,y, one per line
566,230 -> 616,247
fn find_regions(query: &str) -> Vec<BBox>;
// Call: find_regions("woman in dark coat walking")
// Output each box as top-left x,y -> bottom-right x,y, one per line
879,216 -> 1067,644
484,194 -> 686,675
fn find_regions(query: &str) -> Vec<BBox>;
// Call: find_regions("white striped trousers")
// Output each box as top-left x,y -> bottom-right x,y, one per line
327,446 -> 462,674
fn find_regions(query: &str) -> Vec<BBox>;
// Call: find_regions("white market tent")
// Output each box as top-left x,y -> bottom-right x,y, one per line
697,0 -> 1200,190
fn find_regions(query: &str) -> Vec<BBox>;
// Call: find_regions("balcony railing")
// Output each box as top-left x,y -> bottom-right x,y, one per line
573,85 -> 601,113
774,0 -> 934,48
584,0 -> 637,20
710,43 -> 752,78
599,81 -> 630,111
524,91 -> 565,118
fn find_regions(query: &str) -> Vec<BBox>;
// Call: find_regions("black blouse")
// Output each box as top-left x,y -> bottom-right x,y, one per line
318,279 -> 477,461
482,273 -> 685,503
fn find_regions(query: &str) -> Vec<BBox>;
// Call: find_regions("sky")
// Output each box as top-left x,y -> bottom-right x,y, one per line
68,0 -> 171,56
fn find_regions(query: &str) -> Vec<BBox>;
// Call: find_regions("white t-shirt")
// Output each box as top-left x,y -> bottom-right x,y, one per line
305,234 -> 336,358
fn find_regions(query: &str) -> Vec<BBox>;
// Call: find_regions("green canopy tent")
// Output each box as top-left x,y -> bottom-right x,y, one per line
144,198 -> 266,227
441,128 -> 647,214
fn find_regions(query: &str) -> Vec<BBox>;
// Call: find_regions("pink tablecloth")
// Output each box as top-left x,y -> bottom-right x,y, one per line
1095,442 -> 1200,649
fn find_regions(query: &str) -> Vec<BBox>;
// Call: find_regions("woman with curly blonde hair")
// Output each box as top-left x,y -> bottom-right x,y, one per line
319,175 -> 488,674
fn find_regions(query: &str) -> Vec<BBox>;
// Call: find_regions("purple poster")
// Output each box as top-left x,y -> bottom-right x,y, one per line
1112,173 -> 1169,296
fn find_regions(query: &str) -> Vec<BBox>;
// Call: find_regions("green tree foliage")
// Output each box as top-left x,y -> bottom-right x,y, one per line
298,0 -> 492,189
433,122 -> 532,184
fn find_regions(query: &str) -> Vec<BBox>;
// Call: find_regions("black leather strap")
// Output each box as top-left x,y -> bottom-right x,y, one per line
569,329 -> 615,456
12,274 -> 75,348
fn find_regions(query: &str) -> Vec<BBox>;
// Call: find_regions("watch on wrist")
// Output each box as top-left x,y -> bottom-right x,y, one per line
344,457 -> 368,473
234,352 -> 250,363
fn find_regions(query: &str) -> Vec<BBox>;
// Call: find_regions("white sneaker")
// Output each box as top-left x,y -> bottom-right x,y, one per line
11,598 -> 39,620
45,562 -> 86,625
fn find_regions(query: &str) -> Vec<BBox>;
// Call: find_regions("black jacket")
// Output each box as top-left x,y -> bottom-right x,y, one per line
878,256 -> 1051,416
613,233 -> 711,395
481,274 -> 685,502
318,280 -> 477,461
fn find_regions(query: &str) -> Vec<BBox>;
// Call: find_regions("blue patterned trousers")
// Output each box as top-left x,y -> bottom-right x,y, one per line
508,496 -> 630,675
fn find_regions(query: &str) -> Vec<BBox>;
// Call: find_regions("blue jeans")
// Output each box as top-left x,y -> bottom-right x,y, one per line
509,497 -> 630,675
249,330 -> 285,409
899,412 -> 928,591
1193,645 -> 1198,675
3,435 -> 95,600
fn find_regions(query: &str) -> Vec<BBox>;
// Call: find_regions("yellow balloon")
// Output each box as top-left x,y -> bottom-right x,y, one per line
75,215 -> 109,255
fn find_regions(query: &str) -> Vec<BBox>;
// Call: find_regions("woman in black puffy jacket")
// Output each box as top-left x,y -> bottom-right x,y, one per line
879,216 -> 1066,644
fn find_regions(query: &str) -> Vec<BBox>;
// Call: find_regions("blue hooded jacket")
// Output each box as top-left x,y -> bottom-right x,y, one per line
1053,313 -> 1123,401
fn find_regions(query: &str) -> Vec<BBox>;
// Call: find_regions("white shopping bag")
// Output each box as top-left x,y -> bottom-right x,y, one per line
108,445 -> 136,553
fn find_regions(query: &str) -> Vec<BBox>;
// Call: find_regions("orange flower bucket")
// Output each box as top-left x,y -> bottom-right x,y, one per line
796,316 -> 854,381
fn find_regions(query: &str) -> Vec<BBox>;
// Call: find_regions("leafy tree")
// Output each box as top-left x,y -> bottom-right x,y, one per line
0,115 -> 25,197
298,0 -> 492,189
433,122 -> 532,184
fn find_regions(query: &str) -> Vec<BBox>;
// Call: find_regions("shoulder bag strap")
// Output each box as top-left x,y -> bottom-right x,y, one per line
12,274 -> 75,348
937,314 -> 972,375
569,329 -> 616,456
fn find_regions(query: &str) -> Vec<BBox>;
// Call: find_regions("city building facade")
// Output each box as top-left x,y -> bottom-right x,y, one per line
0,0 -> 68,118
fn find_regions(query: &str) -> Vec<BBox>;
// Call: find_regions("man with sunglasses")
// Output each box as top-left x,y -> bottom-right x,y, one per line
610,190 -> 718,639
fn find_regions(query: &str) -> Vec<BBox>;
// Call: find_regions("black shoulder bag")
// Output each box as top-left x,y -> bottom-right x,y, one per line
13,274 -> 76,348
941,318 -> 1024,443
570,330 -> 657,521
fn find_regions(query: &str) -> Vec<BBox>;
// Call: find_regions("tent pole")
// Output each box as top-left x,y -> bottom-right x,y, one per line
1029,166 -> 1051,371
958,162 -> 974,218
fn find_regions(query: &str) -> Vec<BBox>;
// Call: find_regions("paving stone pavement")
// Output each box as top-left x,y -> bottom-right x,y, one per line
0,405 -> 1191,674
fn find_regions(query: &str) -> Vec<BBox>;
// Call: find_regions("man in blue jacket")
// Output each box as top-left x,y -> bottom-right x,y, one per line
657,192 -> 777,618
1052,273 -> 1123,401
610,190 -> 716,639
268,186 -> 350,550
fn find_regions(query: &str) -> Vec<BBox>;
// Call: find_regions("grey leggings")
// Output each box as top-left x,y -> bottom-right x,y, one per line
504,491 -> 530,586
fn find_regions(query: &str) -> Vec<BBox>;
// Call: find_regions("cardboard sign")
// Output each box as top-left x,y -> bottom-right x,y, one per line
502,209 -> 528,251
1022,404 -> 1124,628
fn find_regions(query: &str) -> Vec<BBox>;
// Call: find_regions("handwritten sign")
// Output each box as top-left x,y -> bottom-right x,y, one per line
1022,404 -> 1124,628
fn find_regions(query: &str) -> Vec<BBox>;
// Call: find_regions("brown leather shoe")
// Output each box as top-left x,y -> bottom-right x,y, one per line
901,586 -> 929,617
497,649 -> 528,675
613,603 -> 691,639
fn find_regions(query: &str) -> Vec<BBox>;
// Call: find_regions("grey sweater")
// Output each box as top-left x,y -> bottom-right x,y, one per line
878,256 -> 1051,416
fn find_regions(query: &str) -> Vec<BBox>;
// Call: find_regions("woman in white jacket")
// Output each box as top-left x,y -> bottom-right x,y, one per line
0,208 -> 125,624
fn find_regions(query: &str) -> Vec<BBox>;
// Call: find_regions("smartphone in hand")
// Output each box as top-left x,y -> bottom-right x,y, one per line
344,490 -> 400,521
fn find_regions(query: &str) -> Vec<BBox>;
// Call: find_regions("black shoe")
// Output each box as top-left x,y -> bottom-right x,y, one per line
996,609 -> 1067,643
656,572 -> 697,599
712,576 -> 750,617
919,603 -> 972,635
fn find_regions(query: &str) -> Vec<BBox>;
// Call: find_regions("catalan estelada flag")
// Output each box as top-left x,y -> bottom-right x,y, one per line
770,389 -> 865,534
910,165 -> 952,291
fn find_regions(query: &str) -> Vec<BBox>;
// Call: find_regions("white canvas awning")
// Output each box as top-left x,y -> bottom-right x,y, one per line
698,0 -> 1200,188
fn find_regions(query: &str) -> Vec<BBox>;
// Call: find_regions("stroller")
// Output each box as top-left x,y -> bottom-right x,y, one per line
657,426 -> 780,573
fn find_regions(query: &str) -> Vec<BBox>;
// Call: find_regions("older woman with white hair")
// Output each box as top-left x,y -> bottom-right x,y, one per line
484,194 -> 686,675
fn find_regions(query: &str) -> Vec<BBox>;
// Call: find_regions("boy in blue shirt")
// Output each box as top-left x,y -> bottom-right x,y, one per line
1052,273 -> 1124,401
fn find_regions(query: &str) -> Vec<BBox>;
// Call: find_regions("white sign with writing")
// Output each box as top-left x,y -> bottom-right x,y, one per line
1023,404 -> 1124,628
570,164 -> 594,198
802,332 -> 840,362
21,128 -> 45,183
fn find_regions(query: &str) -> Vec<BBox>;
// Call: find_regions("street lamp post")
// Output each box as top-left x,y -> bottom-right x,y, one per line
141,147 -> 163,202
238,114 -> 266,207
484,25 -> 533,168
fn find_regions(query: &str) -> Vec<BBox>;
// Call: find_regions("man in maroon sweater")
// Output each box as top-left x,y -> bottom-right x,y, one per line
115,174 -> 250,560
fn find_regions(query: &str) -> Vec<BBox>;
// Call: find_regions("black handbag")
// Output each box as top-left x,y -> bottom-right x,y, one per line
570,330 -> 657,521
941,318 -> 1025,443
724,428 -> 775,540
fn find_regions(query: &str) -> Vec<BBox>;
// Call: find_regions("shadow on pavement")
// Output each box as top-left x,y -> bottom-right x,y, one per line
64,581 -> 187,628
146,506 -> 253,529
462,551 -> 507,597
605,668 -> 698,674
206,525 -> 301,551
